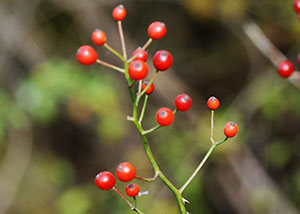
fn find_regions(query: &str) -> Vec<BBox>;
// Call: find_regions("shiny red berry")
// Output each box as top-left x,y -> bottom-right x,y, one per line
95,171 -> 116,190
112,4 -> 126,21
277,60 -> 294,78
129,60 -> 149,80
224,122 -> 238,138
116,162 -> 136,182
156,107 -> 174,126
142,81 -> 155,95
125,184 -> 140,197
153,50 -> 173,71
76,45 -> 98,65
133,47 -> 148,62
207,96 -> 220,110
147,21 -> 167,40
175,94 -> 192,112
91,29 -> 107,46
294,0 -> 300,13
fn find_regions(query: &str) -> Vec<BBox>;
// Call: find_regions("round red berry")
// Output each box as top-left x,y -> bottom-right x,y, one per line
224,122 -> 238,138
116,162 -> 136,182
125,184 -> 140,197
175,94 -> 192,112
277,60 -> 294,78
133,47 -> 148,62
156,107 -> 174,126
147,21 -> 167,40
95,171 -> 116,190
112,4 -> 126,21
76,45 -> 98,65
207,96 -> 220,110
294,0 -> 300,13
129,60 -> 149,80
91,29 -> 107,46
153,50 -> 173,71
142,81 -> 155,95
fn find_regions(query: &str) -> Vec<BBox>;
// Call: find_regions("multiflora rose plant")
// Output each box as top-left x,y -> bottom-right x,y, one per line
76,4 -> 238,214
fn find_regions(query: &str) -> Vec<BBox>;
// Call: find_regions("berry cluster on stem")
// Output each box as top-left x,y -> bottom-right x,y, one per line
77,4 -> 238,213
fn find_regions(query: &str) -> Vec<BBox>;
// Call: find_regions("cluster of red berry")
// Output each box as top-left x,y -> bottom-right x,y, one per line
76,4 -> 238,213
95,162 -> 140,197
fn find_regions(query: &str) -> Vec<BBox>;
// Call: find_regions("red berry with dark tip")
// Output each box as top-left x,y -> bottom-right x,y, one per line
112,4 -> 126,21
153,50 -> 173,71
92,29 -> 107,46
142,81 -> 155,95
277,60 -> 294,78
147,21 -> 167,40
125,184 -> 140,197
207,96 -> 220,110
133,47 -> 148,62
156,107 -> 174,126
129,60 -> 149,80
294,0 -> 300,13
175,94 -> 192,112
224,122 -> 238,138
76,45 -> 98,65
95,171 -> 116,190
116,162 -> 136,182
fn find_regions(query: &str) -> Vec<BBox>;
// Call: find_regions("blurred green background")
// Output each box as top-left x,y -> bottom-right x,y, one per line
1,0 -> 300,213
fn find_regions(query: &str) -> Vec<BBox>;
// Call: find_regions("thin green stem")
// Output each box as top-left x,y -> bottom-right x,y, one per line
104,43 -> 126,62
113,187 -> 144,214
179,144 -> 216,194
210,110 -> 215,144
216,137 -> 229,147
96,59 -> 124,73
142,124 -> 161,135
138,95 -> 149,124
135,172 -> 159,182
136,71 -> 158,105
128,38 -> 153,63
138,80 -> 142,94
118,21 -> 127,60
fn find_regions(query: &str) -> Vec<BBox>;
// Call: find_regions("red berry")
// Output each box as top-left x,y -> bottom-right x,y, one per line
116,162 -> 136,182
125,184 -> 140,197
294,0 -> 300,13
175,94 -> 192,112
153,50 -> 173,71
224,121 -> 238,138
129,60 -> 149,80
91,29 -> 107,46
277,60 -> 294,78
95,171 -> 116,190
112,4 -> 126,21
133,47 -> 148,62
156,107 -> 174,126
142,81 -> 155,95
76,45 -> 98,65
147,21 -> 167,40
207,96 -> 220,110
297,54 -> 300,66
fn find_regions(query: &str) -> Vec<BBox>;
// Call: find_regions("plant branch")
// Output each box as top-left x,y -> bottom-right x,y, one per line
135,171 -> 159,182
138,95 -> 149,124
142,124 -> 161,135
118,21 -> 127,60
103,43 -> 126,63
96,59 -> 124,73
113,187 -> 144,214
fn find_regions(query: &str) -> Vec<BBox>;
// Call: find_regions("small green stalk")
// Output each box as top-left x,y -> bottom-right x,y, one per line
96,59 -> 124,73
138,95 -> 149,124
104,43 -> 126,63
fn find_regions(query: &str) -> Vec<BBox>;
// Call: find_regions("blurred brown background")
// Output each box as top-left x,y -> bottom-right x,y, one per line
1,0 -> 300,213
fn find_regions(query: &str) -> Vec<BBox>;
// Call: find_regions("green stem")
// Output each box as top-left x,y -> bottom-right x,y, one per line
142,124 -> 161,135
104,43 -> 126,63
136,71 -> 158,105
216,137 -> 228,147
138,95 -> 149,124
179,144 -> 216,194
96,59 -> 124,73
128,38 -> 153,63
